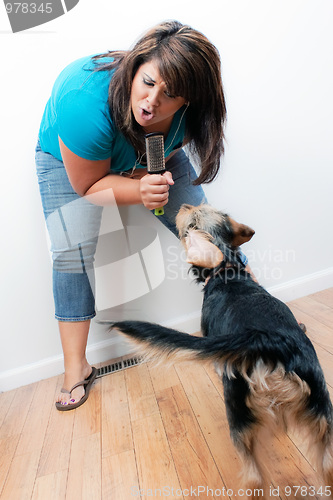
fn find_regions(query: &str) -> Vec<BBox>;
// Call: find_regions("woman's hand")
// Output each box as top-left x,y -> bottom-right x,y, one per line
139,171 -> 174,210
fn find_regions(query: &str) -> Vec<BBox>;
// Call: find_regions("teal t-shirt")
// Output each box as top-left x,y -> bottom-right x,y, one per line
38,55 -> 186,172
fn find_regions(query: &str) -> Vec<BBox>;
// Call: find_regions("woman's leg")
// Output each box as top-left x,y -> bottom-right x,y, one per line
36,141 -> 102,407
57,320 -> 92,405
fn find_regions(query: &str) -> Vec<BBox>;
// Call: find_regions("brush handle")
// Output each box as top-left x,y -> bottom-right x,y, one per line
145,133 -> 166,217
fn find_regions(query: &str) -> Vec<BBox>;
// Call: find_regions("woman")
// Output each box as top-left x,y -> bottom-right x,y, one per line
36,20 -> 235,410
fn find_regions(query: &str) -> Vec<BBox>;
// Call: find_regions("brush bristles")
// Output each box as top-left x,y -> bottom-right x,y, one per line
145,133 -> 166,174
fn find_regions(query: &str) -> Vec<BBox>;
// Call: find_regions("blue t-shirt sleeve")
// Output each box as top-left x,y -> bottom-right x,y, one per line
57,89 -> 114,160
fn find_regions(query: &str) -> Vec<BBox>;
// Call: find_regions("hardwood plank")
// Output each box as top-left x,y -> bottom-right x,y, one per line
15,376 -> 58,456
0,390 -> 16,428
102,450 -> 138,499
156,384 -> 226,499
125,363 -> 159,422
31,470 -> 67,500
175,361 -> 244,496
0,448 -> 40,500
149,363 -> 181,393
288,302 -> 333,353
289,296 -> 333,330
72,377 -> 100,440
101,371 -> 133,458
0,435 -> 20,496
66,432 -> 101,500
288,300 -> 333,388
312,344 -> 333,388
0,383 -> 36,439
0,383 -> 38,496
204,364 -> 225,400
255,430 -> 324,499
131,413 -> 183,499
307,288 -> 333,308
37,375 -> 75,477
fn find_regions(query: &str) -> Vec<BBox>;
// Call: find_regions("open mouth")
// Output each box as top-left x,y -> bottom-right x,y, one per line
139,107 -> 154,121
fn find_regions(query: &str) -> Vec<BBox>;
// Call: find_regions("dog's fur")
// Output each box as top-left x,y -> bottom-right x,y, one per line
111,204 -> 333,490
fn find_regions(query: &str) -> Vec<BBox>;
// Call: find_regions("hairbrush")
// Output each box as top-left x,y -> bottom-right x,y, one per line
145,132 -> 166,216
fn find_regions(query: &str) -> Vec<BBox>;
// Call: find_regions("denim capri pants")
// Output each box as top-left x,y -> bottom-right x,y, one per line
35,140 -> 208,321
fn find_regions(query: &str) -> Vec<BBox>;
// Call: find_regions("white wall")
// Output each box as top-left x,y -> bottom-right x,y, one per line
1,0 -> 332,391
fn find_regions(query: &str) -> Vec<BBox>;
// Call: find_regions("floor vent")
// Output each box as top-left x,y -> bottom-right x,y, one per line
97,357 -> 143,378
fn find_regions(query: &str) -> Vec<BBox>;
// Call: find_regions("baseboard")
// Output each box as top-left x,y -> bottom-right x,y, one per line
1,267 -> 332,392
0,333 -> 133,393
267,267 -> 333,302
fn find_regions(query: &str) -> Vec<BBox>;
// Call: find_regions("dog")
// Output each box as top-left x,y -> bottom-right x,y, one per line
110,203 -> 333,491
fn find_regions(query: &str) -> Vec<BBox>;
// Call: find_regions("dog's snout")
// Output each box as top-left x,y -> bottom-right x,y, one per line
245,228 -> 255,237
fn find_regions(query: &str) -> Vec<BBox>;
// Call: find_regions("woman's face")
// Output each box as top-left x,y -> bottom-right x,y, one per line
131,60 -> 186,135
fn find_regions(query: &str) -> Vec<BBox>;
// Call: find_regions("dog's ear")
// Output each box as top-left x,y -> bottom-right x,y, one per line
184,230 -> 224,268
229,218 -> 255,247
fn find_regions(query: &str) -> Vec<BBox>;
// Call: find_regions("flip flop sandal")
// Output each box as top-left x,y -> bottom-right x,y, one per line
55,366 -> 97,411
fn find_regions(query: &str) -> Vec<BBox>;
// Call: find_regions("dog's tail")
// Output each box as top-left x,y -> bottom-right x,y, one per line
110,320 -> 249,370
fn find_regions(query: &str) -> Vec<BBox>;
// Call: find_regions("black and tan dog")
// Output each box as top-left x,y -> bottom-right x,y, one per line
111,204 -> 333,490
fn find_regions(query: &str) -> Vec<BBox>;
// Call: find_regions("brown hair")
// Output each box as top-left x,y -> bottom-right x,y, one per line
94,20 -> 227,184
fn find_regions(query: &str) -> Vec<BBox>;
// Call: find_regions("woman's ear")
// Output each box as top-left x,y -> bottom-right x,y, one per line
184,230 -> 224,268
229,218 -> 255,247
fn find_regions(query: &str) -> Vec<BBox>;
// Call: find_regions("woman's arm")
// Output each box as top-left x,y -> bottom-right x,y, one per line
59,138 -> 173,208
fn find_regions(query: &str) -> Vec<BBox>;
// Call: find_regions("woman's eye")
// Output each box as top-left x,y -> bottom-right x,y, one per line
142,78 -> 175,98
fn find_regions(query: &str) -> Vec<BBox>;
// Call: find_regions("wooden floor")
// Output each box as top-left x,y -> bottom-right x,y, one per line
0,288 -> 332,500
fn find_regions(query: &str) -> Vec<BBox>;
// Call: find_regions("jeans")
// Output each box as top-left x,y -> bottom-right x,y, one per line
35,141 -> 207,321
